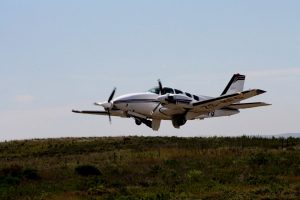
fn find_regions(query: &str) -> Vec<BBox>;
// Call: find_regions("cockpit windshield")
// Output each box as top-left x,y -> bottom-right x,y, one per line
148,87 -> 175,94
162,87 -> 174,94
148,86 -> 197,99
148,87 -> 160,94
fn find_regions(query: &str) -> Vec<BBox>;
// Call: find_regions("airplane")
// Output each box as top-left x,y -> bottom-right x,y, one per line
72,74 -> 270,131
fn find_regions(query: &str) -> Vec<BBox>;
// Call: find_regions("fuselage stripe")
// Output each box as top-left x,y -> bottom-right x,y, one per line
114,99 -> 160,104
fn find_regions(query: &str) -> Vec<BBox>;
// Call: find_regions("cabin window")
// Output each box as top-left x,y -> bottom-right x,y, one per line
193,95 -> 199,101
185,92 -> 192,98
174,89 -> 183,94
163,87 -> 174,94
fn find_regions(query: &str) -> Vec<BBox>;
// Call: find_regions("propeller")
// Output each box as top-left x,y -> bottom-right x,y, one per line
108,87 -> 116,103
107,87 -> 116,124
151,102 -> 161,115
94,87 -> 116,124
158,79 -> 163,95
151,79 -> 163,115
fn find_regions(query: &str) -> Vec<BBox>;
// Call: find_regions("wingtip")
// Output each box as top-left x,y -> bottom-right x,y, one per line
233,73 -> 246,78
72,110 -> 80,113
256,89 -> 266,95
259,102 -> 272,106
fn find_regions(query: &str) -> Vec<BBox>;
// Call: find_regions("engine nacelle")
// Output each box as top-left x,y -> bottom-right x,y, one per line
157,94 -> 192,108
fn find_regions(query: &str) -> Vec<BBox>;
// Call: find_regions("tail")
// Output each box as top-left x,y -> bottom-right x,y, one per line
221,74 -> 245,96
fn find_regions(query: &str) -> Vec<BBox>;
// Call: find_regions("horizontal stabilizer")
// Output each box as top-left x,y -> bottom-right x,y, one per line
227,102 -> 271,109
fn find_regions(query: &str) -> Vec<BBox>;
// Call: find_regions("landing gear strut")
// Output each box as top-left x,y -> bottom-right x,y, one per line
133,117 -> 161,131
134,118 -> 152,128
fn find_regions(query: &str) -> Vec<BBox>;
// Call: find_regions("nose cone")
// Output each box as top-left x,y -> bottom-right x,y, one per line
94,102 -> 112,109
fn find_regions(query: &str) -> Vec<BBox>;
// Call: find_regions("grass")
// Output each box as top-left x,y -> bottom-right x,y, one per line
0,136 -> 299,199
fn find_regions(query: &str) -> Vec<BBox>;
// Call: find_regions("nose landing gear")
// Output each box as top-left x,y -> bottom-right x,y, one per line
133,117 -> 161,131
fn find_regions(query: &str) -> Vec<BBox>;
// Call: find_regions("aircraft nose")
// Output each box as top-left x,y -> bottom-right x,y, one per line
112,96 -> 125,105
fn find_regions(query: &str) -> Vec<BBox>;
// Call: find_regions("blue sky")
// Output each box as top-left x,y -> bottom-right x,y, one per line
0,0 -> 300,140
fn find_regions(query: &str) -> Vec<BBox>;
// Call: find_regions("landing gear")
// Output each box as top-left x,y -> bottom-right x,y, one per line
134,118 -> 158,130
172,116 -> 187,129
135,119 -> 142,125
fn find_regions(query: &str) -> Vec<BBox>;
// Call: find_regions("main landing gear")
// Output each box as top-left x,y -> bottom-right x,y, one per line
135,119 -> 142,125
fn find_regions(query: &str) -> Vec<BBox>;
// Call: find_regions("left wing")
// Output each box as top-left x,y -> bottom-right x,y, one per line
72,110 -> 125,117
190,89 -> 266,114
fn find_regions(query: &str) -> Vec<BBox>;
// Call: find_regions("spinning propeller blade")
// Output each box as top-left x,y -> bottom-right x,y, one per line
108,87 -> 116,103
158,79 -> 163,95
151,103 -> 161,115
107,87 -> 116,124
151,79 -> 163,115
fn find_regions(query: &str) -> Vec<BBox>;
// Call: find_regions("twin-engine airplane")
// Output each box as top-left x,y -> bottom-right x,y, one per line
72,74 -> 270,131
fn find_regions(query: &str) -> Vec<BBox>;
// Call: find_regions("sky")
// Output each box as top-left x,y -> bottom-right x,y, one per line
0,0 -> 300,140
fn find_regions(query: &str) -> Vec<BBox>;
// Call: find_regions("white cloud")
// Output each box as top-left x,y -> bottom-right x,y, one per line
15,95 -> 35,104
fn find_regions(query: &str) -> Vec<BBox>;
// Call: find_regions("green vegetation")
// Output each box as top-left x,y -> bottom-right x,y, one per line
0,136 -> 299,199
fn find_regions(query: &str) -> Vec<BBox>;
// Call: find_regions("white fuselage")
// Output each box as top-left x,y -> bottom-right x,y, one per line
113,92 -> 239,121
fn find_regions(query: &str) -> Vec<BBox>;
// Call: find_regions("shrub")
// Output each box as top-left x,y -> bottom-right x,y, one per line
248,152 -> 270,166
165,159 -> 179,168
0,176 -> 21,187
187,169 -> 202,183
75,165 -> 101,176
1,164 -> 23,177
149,165 -> 161,176
23,168 -> 40,180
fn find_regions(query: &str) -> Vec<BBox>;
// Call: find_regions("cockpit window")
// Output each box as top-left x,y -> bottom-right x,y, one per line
148,87 -> 160,94
174,89 -> 183,94
163,87 -> 174,94
185,92 -> 192,98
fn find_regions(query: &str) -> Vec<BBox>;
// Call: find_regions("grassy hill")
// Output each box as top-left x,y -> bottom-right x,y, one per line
0,136 -> 300,199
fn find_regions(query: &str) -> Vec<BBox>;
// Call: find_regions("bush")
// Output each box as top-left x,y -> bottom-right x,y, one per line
0,176 -> 21,187
75,165 -> 102,176
23,168 -> 40,180
187,169 -> 202,183
1,164 -> 23,177
248,152 -> 270,166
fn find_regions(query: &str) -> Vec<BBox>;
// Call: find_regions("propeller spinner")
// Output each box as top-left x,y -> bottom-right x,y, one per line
94,87 -> 116,124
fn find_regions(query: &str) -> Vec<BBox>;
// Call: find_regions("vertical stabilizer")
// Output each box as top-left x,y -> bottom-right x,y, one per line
221,74 -> 245,96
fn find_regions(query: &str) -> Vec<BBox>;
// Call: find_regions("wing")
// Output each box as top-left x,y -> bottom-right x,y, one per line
72,109 -> 125,117
226,102 -> 271,109
191,89 -> 266,113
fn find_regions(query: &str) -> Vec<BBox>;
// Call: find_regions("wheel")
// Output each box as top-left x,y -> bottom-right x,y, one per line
135,119 -> 142,125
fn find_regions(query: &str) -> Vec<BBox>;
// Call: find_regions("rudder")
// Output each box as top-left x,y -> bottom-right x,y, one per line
221,74 -> 245,96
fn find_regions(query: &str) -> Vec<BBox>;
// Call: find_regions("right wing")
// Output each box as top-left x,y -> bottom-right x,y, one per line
190,89 -> 266,114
